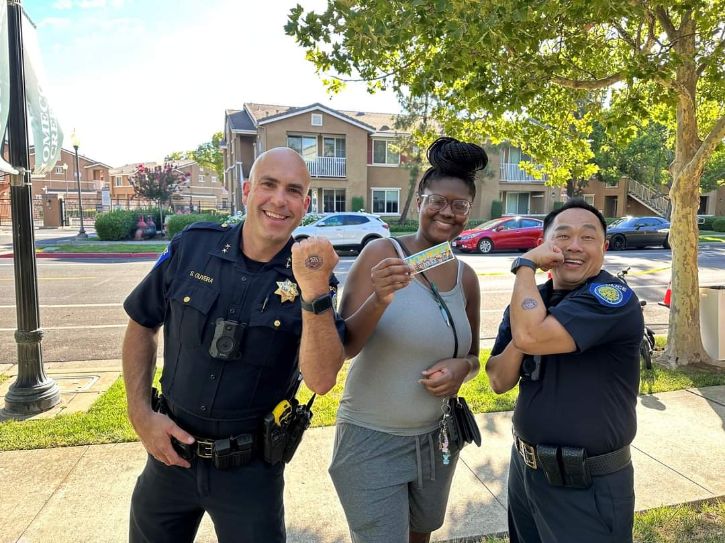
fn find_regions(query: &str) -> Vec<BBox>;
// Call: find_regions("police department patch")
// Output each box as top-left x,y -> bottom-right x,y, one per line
152,245 -> 171,269
589,282 -> 632,307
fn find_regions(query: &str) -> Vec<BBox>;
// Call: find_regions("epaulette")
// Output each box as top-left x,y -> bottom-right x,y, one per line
183,221 -> 231,233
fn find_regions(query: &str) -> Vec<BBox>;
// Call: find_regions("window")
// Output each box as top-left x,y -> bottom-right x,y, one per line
311,113 -> 323,126
505,192 -> 530,215
583,194 -> 595,206
372,140 -> 400,165
322,189 -> 346,212
323,136 -> 346,158
287,135 -> 317,160
114,176 -> 122,187
199,174 -> 206,183
521,219 -> 542,228
55,166 -> 64,175
340,215 -> 370,225
211,176 -> 218,183
372,188 -> 400,214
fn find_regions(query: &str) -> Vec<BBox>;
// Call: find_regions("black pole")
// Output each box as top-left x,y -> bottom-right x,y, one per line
3,0 -> 60,416
73,144 -> 87,238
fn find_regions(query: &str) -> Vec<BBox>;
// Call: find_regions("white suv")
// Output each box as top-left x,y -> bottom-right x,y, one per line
292,212 -> 390,252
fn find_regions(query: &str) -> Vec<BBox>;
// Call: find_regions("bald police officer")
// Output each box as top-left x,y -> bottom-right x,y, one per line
486,199 -> 642,543
122,147 -> 345,543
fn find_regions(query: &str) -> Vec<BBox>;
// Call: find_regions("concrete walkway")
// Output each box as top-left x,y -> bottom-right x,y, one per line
1,357 -> 723,543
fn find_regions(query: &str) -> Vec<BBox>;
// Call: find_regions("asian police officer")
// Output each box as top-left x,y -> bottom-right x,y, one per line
122,147 -> 345,543
486,199 -> 643,543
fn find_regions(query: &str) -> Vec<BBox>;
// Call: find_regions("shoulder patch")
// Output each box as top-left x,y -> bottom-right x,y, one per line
152,244 -> 172,269
589,282 -> 633,307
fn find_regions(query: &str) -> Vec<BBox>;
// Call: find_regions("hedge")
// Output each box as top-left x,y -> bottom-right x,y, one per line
698,215 -> 725,231
165,213 -> 228,238
713,218 -> 725,232
94,210 -> 138,241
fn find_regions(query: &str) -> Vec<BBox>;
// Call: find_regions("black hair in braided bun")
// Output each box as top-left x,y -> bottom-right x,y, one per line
418,137 -> 488,199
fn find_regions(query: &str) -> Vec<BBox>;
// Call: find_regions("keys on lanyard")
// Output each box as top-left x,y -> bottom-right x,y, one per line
438,398 -> 452,465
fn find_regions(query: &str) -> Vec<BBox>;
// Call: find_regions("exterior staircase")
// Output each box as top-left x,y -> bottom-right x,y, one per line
627,178 -> 671,218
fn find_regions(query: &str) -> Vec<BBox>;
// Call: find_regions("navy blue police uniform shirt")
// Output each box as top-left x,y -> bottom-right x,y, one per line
123,221 -> 346,438
491,270 -> 643,456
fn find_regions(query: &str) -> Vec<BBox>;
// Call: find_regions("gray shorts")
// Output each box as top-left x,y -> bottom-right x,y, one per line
328,422 -> 459,543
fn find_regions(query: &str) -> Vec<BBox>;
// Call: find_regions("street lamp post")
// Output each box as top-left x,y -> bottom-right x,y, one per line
62,162 -> 68,198
71,130 -> 87,239
3,0 -> 60,416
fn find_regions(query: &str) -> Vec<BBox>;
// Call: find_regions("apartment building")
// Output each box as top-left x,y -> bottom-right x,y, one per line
108,160 -> 229,211
222,102 -> 569,221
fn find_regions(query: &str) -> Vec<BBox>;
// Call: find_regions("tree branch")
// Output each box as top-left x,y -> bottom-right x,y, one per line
681,115 -> 725,181
551,73 -> 625,90
697,37 -> 725,76
655,6 -> 678,42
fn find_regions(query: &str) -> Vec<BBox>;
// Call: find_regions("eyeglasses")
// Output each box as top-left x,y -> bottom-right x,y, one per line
420,194 -> 472,215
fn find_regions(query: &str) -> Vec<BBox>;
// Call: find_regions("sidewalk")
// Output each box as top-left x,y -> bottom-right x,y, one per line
1,360 -> 724,543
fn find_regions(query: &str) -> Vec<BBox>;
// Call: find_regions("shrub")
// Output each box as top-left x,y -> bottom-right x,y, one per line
166,213 -> 227,238
94,210 -> 138,241
552,201 -> 564,211
389,220 -> 418,233
491,199 -> 503,219
698,215 -> 720,230
351,196 -> 365,212
713,217 -> 725,232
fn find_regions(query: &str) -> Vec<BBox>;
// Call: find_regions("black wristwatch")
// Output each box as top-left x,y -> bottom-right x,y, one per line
300,294 -> 333,314
510,257 -> 537,275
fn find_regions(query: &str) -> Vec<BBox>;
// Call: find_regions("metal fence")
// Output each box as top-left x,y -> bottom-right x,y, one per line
0,196 -> 232,227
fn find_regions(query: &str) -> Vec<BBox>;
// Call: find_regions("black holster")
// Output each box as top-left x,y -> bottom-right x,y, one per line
537,445 -> 592,489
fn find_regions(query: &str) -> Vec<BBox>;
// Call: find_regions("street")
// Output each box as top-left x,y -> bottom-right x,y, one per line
1,245 -> 723,363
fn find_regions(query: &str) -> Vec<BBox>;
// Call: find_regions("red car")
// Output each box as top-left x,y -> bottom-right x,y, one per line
452,217 -> 544,254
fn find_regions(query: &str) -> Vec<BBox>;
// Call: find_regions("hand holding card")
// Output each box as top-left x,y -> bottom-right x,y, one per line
403,241 -> 455,274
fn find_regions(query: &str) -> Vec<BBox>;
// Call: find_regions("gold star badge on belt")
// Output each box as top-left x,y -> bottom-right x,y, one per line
275,279 -> 299,303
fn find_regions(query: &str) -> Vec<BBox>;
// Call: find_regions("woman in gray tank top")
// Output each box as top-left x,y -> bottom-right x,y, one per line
330,137 -> 488,543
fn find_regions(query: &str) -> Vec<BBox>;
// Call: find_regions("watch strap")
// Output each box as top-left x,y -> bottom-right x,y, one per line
300,293 -> 333,314
511,257 -> 537,275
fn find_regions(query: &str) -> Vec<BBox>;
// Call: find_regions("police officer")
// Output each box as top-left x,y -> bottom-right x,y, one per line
486,199 -> 643,543
122,147 -> 345,543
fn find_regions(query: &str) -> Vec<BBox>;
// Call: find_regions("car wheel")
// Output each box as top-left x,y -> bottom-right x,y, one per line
477,238 -> 494,254
610,235 -> 626,251
663,235 -> 670,250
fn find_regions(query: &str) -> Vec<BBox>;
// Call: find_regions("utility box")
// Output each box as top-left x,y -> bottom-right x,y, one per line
700,286 -> 725,361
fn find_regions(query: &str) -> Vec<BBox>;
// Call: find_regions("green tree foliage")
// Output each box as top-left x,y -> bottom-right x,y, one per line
287,0 -> 725,367
168,132 -> 224,180
129,162 -> 185,228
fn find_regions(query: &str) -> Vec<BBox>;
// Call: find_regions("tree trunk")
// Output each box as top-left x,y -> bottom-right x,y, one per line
661,16 -> 712,367
398,162 -> 420,224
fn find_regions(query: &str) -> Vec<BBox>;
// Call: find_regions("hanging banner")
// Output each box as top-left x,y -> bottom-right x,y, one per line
22,10 -> 63,176
0,6 -> 18,175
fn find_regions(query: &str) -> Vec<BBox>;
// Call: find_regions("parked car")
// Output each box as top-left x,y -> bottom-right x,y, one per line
292,212 -> 390,251
452,216 -> 543,254
606,216 -> 670,250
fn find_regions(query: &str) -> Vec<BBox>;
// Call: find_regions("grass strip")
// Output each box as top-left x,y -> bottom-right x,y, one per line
1,350 -> 724,451
460,499 -> 725,542
44,243 -> 168,253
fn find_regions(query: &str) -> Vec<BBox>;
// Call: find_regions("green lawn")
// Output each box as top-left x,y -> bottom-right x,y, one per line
2,349 -> 724,452
699,231 -> 725,243
465,499 -> 725,543
44,243 -> 168,253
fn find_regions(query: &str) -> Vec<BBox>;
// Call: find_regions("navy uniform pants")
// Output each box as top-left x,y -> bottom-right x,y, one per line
507,446 -> 635,543
129,453 -> 285,543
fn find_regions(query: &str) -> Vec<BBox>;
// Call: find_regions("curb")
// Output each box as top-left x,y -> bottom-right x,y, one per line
0,252 -> 160,259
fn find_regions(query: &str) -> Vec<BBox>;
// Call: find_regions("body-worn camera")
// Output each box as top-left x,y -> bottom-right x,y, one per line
209,318 -> 245,360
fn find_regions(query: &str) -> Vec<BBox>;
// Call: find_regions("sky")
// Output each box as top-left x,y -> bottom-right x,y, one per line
22,0 -> 401,167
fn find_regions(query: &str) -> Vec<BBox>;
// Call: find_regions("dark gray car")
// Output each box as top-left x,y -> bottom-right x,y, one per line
606,216 -> 670,250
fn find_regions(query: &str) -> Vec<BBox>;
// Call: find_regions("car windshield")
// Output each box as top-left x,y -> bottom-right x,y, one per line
608,217 -> 632,228
474,219 -> 506,230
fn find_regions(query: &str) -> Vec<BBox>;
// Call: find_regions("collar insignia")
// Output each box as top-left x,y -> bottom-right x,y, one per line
222,243 -> 231,254
275,279 -> 299,303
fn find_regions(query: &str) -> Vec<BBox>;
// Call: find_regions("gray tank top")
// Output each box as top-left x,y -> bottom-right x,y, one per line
336,239 -> 473,436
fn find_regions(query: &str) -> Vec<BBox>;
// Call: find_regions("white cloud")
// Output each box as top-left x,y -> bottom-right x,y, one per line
78,0 -> 107,8
52,0 -> 73,9
37,17 -> 72,29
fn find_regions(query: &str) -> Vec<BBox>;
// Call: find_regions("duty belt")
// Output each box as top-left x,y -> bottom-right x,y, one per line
172,432 -> 258,470
513,430 -> 631,489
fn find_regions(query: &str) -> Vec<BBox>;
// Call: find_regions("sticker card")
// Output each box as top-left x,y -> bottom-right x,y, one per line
404,241 -> 455,274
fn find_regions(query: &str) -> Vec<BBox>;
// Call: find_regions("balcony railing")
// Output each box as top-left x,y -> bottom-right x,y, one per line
305,156 -> 346,178
500,162 -> 547,182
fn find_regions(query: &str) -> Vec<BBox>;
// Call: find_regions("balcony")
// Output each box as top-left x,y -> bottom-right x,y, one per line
304,156 -> 346,178
500,162 -> 547,183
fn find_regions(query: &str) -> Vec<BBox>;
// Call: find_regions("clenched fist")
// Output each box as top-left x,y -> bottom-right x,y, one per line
291,236 -> 339,299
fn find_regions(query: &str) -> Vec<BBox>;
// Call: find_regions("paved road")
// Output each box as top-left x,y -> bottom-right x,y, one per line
1,244 -> 723,363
